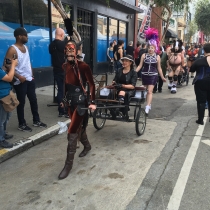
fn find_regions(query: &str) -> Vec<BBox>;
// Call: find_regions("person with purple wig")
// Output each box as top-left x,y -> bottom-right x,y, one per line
136,28 -> 166,115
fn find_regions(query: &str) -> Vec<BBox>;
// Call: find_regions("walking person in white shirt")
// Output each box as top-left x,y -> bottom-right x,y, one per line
3,27 -> 47,132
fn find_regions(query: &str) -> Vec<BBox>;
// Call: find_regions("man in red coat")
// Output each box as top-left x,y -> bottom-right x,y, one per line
58,40 -> 96,179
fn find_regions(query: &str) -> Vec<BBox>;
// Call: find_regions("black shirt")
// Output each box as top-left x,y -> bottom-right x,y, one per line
190,56 -> 210,84
113,45 -> 118,61
119,72 -> 129,84
49,39 -> 66,73
126,46 -> 134,57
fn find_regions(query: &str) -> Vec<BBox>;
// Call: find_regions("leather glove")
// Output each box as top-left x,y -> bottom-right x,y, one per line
115,83 -> 122,89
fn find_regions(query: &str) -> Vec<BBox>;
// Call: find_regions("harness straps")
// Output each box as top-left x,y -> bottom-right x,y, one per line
73,63 -> 87,95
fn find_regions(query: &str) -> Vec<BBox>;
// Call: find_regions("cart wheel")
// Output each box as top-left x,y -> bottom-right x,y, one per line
186,72 -> 189,86
93,108 -> 106,130
134,106 -> 137,120
135,108 -> 146,136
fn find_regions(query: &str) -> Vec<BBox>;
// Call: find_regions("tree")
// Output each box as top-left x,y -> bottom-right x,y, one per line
145,0 -> 190,43
195,0 -> 210,36
185,20 -> 197,43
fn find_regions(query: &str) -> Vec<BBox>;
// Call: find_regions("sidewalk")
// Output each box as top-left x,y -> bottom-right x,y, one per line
0,74 -> 112,163
0,73 -> 143,163
0,84 -> 71,163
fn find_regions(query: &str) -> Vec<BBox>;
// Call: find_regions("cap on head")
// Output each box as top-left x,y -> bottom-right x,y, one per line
14,27 -> 28,37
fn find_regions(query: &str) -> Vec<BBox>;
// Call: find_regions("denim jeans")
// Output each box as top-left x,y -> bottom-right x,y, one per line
54,72 -> 65,114
0,104 -> 11,141
13,80 -> 40,125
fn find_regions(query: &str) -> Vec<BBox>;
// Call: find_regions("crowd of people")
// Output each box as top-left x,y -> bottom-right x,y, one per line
0,25 -> 210,180
107,30 -> 210,120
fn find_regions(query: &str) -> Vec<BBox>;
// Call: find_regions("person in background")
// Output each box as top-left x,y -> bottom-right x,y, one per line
125,41 -> 134,57
197,42 -> 206,59
153,46 -> 168,93
137,43 -> 148,80
190,43 -> 210,125
113,39 -> 118,72
186,44 -> 198,78
0,58 -> 18,148
49,28 -> 68,118
162,42 -> 166,51
114,40 -> 124,72
4,27 -> 47,132
107,42 -> 114,74
134,41 -> 141,67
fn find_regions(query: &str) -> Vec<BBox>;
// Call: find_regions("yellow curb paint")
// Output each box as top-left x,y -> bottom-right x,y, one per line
0,149 -> 8,156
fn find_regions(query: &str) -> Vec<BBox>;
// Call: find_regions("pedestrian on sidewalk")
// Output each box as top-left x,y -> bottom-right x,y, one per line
153,46 -> 168,93
137,43 -> 148,80
125,41 -> 134,57
4,27 -> 47,132
107,42 -> 114,74
114,40 -> 124,72
0,58 -> 18,148
190,43 -> 210,125
49,28 -> 68,117
134,41 -> 141,67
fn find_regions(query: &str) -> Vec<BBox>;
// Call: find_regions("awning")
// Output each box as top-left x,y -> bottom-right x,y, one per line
165,28 -> 178,38
112,0 -> 144,13
99,0 -> 144,13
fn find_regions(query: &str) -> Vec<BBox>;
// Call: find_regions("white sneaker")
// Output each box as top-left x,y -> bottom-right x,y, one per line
171,85 -> 177,94
145,105 -> 151,114
168,83 -> 173,90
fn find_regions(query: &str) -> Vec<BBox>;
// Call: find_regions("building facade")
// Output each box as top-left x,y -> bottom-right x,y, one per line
0,0 -> 141,87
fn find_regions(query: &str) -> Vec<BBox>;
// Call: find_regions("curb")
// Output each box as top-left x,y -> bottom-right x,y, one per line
0,120 -> 70,163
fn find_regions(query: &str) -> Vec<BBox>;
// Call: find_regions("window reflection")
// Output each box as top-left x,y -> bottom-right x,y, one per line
119,21 -> 126,46
97,15 -> 107,62
0,0 -> 20,66
109,18 -> 117,42
23,0 -> 50,67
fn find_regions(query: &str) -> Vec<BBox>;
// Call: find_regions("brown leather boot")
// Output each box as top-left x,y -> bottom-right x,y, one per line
58,133 -> 78,180
79,130 -> 91,157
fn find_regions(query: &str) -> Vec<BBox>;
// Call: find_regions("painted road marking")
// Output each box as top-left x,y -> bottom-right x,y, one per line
167,115 -> 208,210
201,140 -> 210,147
0,149 -> 8,156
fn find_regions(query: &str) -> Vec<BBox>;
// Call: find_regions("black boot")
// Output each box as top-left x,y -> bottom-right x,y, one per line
58,133 -> 78,180
79,130 -> 91,157
196,102 -> 206,125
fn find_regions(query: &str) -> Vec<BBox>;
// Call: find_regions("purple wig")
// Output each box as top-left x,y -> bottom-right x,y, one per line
145,28 -> 160,53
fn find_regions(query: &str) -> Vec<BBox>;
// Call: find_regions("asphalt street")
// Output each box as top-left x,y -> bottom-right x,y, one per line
0,77 -> 210,210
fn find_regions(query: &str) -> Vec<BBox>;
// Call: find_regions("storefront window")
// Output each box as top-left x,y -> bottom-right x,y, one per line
97,15 -> 107,62
21,0 -> 49,68
0,0 -> 20,66
119,21 -> 127,47
109,18 -> 117,43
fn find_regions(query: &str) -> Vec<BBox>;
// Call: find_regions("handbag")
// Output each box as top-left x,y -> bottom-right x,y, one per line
0,90 -> 19,112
